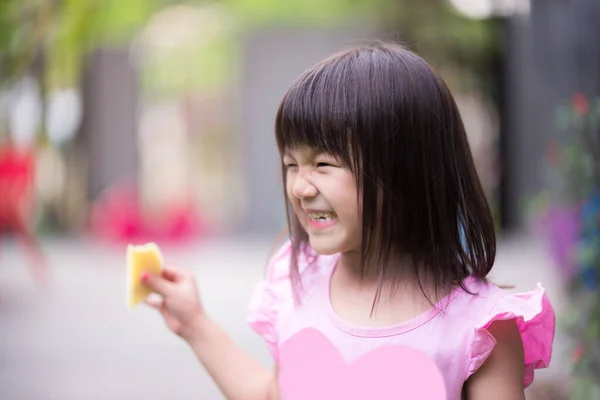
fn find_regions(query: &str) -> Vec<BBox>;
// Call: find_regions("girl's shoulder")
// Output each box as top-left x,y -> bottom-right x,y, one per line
260,239 -> 321,283
261,239 -> 334,284
246,239 -> 335,361
245,240 -> 292,362
264,239 -> 294,283
449,277 -> 556,388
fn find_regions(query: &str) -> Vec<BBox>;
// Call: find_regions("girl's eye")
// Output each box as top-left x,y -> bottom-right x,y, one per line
285,163 -> 297,169
317,162 -> 331,168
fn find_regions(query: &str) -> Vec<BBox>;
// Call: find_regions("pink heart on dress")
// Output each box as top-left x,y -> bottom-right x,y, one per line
279,328 -> 447,399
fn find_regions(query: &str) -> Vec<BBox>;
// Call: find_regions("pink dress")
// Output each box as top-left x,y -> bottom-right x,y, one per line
247,241 -> 556,400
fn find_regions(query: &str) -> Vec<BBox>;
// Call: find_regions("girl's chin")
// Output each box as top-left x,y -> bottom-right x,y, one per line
307,235 -> 345,256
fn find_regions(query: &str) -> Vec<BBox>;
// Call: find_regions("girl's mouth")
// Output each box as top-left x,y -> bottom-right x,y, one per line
307,211 -> 338,229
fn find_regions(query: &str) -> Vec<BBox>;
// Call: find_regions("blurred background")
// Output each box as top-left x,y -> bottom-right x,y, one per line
0,0 -> 599,399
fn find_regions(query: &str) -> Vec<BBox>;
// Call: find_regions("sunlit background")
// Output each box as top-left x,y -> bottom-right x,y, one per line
1,0 -> 599,399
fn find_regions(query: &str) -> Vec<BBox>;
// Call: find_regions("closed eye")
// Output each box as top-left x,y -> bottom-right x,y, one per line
317,162 -> 331,168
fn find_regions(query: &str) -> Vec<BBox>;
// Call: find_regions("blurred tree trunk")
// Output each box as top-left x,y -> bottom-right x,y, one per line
79,48 -> 140,202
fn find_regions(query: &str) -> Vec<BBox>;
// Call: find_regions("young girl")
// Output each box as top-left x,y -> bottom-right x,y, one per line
141,43 -> 555,400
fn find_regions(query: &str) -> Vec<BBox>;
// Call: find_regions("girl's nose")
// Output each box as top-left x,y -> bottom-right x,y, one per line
292,172 -> 318,199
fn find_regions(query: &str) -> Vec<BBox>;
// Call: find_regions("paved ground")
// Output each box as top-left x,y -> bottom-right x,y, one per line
0,234 -> 570,399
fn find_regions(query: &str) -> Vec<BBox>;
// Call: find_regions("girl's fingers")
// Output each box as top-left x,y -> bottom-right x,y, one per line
141,271 -> 173,296
162,265 -> 185,283
161,267 -> 180,282
144,294 -> 164,310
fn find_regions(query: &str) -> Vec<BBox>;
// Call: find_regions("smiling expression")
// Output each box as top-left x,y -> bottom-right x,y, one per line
283,146 -> 362,255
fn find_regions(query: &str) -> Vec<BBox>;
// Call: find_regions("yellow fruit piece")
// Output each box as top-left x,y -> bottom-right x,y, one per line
126,243 -> 163,310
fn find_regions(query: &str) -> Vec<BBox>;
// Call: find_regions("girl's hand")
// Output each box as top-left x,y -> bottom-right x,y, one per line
141,266 -> 207,343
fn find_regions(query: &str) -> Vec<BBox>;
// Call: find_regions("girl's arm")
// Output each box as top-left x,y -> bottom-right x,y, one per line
465,319 -> 526,400
187,315 -> 275,400
143,268 -> 274,400
268,365 -> 281,400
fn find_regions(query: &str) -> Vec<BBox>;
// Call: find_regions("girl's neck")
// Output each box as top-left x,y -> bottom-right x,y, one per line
331,250 -> 443,328
336,249 -> 443,303
338,251 -> 410,291
338,249 -> 376,280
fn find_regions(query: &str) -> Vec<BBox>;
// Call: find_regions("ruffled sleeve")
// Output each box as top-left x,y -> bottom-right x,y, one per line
246,240 -> 293,363
467,283 -> 556,388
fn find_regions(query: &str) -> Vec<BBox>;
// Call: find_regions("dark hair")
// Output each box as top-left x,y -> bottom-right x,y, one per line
274,42 -> 496,305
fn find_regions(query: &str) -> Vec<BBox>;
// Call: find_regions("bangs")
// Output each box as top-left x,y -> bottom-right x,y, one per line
274,53 -> 362,171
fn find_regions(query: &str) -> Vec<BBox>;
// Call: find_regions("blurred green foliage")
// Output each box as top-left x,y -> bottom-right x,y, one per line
0,0 -> 384,94
0,0 -> 162,89
0,0 -> 501,92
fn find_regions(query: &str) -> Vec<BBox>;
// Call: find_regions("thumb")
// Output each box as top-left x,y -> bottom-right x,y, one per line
141,271 -> 173,296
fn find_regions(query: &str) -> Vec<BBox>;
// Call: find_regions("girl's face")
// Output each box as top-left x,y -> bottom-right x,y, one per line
283,146 -> 361,255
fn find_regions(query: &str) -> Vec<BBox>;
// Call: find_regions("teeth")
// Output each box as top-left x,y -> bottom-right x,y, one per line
308,211 -> 336,221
